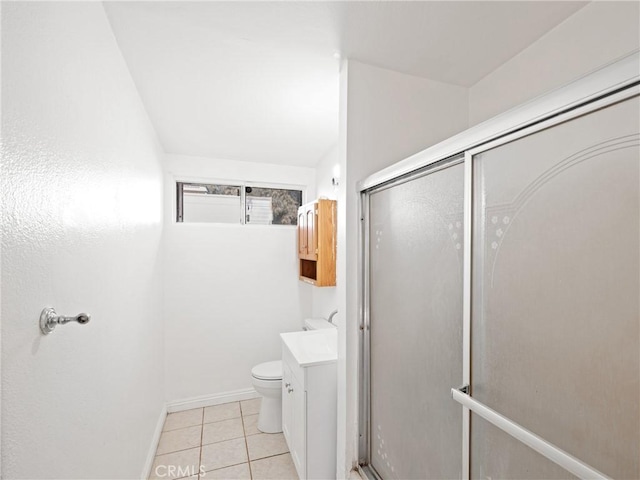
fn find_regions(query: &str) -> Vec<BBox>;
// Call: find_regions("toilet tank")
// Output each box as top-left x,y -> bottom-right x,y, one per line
304,317 -> 336,330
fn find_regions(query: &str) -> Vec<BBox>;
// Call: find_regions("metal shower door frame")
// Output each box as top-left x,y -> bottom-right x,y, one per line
357,156 -> 465,477
357,52 -> 640,480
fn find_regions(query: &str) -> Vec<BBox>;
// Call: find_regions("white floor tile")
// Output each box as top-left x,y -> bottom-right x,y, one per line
164,409 -> 203,432
200,437 -> 248,472
240,397 -> 261,416
242,414 -> 260,436
149,447 -> 201,480
204,402 -> 241,424
202,463 -> 251,480
202,418 -> 244,445
156,425 -> 202,456
251,453 -> 298,479
246,433 -> 289,461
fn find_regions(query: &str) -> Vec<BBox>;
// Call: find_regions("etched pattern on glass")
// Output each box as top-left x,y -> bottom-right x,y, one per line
369,163 -> 464,479
471,96 -> 640,479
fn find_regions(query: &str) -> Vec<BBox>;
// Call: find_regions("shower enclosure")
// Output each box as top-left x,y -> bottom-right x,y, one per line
358,55 -> 640,479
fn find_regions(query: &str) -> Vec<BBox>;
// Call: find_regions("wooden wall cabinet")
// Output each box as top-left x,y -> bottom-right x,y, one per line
297,199 -> 336,286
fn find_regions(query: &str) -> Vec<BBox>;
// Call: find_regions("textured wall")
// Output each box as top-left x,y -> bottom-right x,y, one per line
1,3 -> 165,478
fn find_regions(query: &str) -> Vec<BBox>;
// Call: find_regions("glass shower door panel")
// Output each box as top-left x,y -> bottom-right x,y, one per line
369,162 -> 464,479
471,95 -> 640,478
471,414 -> 579,479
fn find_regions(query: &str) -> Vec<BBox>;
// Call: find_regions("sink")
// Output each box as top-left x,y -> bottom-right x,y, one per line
280,328 -> 337,367
298,330 -> 336,355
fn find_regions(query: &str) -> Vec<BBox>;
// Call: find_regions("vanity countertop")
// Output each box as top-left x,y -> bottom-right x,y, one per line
280,328 -> 337,367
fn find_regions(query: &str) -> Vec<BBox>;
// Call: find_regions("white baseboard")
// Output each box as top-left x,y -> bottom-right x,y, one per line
166,388 -> 261,413
141,405 -> 167,480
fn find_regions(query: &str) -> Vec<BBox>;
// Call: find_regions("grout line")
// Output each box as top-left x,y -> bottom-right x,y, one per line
203,401 -> 244,425
201,459 -> 249,475
200,433 -> 246,448
153,429 -> 255,459
155,445 -> 202,458
250,451 -> 292,463
240,411 -> 254,480
159,423 -> 203,436
162,425 -> 202,433
154,413 -> 203,459
163,407 -> 204,432
161,401 -> 286,478
203,415 -> 242,426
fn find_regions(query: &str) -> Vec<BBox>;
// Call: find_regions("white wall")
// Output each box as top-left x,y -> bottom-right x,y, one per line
311,144 -> 340,319
163,154 -> 315,403
1,3 -> 165,479
315,144 -> 340,200
469,1 -> 640,125
336,60 -> 469,476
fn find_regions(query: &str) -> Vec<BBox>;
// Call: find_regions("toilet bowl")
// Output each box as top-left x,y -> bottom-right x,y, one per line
251,360 -> 282,433
251,318 -> 334,434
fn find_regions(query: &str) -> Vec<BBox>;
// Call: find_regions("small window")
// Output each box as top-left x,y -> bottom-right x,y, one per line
245,187 -> 302,225
177,182 -> 302,225
177,183 -> 241,223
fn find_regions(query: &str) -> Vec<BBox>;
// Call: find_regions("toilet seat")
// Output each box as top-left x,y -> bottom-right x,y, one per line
251,360 -> 282,381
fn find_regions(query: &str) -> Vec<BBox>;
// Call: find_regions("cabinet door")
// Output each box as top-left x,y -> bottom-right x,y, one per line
297,209 -> 307,257
306,205 -> 318,261
290,375 -> 306,479
281,363 -> 293,446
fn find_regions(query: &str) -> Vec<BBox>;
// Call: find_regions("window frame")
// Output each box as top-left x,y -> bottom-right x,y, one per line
174,178 -> 306,227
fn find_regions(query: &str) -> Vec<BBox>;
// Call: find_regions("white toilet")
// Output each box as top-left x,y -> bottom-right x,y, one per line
251,317 -> 336,433
250,360 -> 283,433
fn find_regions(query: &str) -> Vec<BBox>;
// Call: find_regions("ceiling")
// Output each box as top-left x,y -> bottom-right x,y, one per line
104,1 -> 586,167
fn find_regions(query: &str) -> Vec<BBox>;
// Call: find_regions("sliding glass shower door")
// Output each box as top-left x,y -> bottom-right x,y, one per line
368,161 -> 464,479
470,96 -> 640,479
362,88 -> 639,478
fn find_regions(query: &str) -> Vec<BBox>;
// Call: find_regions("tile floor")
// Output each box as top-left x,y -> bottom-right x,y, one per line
150,398 -> 298,480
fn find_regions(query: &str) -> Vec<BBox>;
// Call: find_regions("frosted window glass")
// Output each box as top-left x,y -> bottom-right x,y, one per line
369,162 -> 464,479
471,96 -> 640,478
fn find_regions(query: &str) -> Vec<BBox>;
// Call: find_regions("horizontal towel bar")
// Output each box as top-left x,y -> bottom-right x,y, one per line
451,387 -> 610,480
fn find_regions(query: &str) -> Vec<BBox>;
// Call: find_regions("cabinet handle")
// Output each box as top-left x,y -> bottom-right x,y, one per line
285,382 -> 291,388
288,387 -> 294,393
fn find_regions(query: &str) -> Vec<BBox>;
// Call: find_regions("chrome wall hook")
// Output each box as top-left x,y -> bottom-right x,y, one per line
39,307 -> 91,335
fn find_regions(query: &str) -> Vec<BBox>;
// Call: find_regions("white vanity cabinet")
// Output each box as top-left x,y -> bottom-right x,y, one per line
281,330 -> 337,480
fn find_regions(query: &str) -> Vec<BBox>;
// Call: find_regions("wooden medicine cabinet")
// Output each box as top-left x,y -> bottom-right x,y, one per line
297,199 -> 336,286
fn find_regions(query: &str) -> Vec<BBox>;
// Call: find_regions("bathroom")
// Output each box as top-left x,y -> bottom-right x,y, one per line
2,1 -> 639,480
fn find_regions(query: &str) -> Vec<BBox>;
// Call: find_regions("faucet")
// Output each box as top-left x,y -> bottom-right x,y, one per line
327,309 -> 338,325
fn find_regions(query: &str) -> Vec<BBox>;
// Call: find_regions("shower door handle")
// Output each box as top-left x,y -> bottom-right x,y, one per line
451,387 -> 609,479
